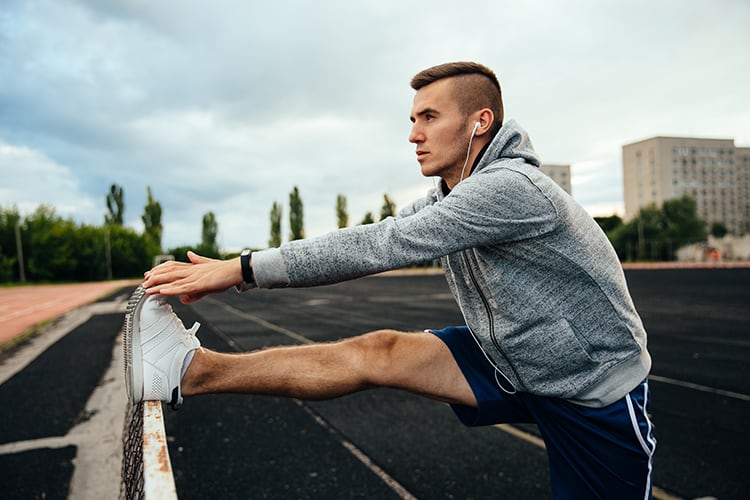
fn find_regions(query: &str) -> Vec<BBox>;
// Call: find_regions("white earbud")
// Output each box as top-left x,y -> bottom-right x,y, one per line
460,122 -> 483,183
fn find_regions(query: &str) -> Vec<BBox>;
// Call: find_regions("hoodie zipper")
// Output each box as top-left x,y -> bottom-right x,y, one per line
460,250 -> 523,392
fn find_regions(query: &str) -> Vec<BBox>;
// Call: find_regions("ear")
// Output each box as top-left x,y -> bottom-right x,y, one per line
474,108 -> 495,136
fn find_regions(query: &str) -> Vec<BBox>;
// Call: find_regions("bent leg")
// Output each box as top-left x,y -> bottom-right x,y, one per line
181,329 -> 477,407
528,380 -> 656,499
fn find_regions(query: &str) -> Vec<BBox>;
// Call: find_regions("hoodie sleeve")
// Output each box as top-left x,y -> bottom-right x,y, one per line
250,163 -> 558,289
434,161 -> 559,245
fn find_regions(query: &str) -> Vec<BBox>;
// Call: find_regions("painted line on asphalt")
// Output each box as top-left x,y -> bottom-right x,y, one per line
201,297 -> 417,499
0,299 -> 128,385
203,297 -> 687,500
0,308 -> 130,500
204,297 -> 313,345
492,424 -> 683,500
648,374 -> 750,402
296,401 -> 417,500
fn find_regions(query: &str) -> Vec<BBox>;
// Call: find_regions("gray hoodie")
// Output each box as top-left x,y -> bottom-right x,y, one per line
251,119 -> 650,407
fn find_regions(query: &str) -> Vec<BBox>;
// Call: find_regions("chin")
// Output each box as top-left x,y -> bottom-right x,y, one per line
420,164 -> 439,178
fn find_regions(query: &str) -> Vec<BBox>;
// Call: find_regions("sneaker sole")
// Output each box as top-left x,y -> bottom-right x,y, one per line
123,284 -> 147,404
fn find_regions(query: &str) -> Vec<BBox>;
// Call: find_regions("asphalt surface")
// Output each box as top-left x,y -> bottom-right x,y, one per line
0,294 -> 127,500
0,268 -> 747,499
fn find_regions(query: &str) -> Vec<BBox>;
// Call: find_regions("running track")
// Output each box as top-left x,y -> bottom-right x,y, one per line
0,280 -> 139,345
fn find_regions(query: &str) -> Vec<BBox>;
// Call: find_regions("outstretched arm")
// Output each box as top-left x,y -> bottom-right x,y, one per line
143,251 -> 243,303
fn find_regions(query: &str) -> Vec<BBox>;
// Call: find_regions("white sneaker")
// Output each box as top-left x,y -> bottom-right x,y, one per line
123,285 -> 201,410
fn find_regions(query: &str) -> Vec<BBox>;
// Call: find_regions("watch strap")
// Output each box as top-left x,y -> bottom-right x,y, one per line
240,249 -> 255,285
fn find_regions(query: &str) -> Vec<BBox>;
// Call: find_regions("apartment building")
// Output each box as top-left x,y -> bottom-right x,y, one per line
539,163 -> 572,195
622,136 -> 749,235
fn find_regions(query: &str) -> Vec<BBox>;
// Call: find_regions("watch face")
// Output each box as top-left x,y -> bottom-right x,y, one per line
241,249 -> 251,256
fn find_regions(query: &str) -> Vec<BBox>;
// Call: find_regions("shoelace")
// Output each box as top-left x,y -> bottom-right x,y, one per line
156,299 -> 205,353
184,322 -> 205,353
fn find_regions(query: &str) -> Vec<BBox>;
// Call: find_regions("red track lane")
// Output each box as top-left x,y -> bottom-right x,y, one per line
0,280 -> 140,344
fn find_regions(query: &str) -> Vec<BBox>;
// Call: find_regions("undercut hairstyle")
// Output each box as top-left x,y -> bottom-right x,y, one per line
411,61 -> 504,133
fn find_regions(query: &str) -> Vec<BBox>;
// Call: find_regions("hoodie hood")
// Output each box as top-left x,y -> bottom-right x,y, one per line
474,119 -> 541,174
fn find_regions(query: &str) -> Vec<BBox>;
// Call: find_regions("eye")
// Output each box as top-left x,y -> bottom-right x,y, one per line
425,114 -> 435,121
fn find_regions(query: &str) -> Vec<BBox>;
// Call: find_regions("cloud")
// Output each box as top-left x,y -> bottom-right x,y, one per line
1,0 -> 748,251
0,141 -> 99,220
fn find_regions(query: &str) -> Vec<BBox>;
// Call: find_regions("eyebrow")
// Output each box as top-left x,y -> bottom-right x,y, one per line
410,107 -> 440,123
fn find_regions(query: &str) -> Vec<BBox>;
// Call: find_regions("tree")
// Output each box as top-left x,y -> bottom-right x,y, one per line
167,245 -> 194,263
269,202 -> 282,247
106,225 -> 154,278
24,205 -> 75,281
710,222 -> 728,238
105,184 -> 125,225
336,194 -> 349,229
0,206 -> 22,282
289,186 -> 305,241
661,196 -> 705,245
379,194 -> 396,221
609,205 -> 667,261
593,214 -> 623,234
141,186 -> 163,253
0,203 -> 155,283
196,211 -> 221,258
608,195 -> 705,262
360,212 -> 375,225
201,211 -> 218,249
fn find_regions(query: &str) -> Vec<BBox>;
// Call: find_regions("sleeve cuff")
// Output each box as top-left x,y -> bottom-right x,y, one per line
234,280 -> 256,293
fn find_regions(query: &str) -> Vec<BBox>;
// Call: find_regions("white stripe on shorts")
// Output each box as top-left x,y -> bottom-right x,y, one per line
626,381 -> 656,500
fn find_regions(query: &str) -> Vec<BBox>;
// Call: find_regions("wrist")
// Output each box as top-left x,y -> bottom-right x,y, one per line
236,249 -> 256,292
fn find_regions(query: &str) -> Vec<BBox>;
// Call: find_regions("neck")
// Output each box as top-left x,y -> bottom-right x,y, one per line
446,137 -> 490,189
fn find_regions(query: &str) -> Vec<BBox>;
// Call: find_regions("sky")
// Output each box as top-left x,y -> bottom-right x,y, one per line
1,0 -> 749,252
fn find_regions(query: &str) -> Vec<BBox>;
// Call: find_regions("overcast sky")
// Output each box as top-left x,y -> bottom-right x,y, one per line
2,0 -> 749,252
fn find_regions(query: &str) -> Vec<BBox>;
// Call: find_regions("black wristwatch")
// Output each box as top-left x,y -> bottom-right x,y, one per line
237,248 -> 256,292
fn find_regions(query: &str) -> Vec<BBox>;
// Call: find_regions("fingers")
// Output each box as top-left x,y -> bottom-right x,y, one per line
143,264 -> 184,291
187,251 -> 215,264
142,261 -> 199,296
141,253 -> 241,300
144,260 -> 187,281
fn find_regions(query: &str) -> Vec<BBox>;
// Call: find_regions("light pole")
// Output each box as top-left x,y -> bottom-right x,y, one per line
105,225 -> 113,280
15,221 -> 26,283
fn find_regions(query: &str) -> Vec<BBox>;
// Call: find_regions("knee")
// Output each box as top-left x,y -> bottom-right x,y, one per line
346,329 -> 406,381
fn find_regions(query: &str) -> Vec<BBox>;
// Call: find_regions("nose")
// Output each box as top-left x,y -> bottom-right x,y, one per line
408,123 -> 423,144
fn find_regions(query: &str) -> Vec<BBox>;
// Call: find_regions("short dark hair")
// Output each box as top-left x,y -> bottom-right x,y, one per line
411,61 -> 504,132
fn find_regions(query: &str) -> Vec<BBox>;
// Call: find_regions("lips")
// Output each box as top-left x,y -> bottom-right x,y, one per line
416,150 -> 428,161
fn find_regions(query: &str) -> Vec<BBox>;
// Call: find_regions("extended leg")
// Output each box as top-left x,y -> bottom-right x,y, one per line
181,329 -> 477,407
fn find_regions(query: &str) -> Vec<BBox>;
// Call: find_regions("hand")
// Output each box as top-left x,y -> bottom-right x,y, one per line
143,251 -> 242,304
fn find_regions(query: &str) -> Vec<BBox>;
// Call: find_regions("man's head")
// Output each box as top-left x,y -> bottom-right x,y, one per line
408,62 -> 504,188
410,62 -> 504,134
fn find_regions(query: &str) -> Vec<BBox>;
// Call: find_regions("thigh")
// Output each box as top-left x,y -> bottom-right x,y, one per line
356,329 -> 477,407
429,326 -> 533,426
527,381 -> 656,499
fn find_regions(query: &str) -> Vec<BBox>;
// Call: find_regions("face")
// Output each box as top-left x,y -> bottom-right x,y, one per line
409,78 -> 471,187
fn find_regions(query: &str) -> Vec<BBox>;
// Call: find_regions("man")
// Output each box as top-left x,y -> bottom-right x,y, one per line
134,62 -> 656,498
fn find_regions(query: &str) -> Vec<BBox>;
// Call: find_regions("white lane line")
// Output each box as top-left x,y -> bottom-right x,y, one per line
203,298 -> 692,500
648,374 -> 750,402
0,314 -> 129,500
492,424 -> 682,500
0,299 -> 127,385
204,297 -> 313,345
296,401 -> 417,500
0,435 -> 71,454
494,423 -> 545,448
201,298 -> 416,499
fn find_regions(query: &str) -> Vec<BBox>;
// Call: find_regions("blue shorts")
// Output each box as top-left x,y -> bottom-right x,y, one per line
430,326 -> 656,500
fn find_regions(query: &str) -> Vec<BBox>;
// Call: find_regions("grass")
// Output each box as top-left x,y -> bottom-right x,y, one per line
0,318 -> 55,356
